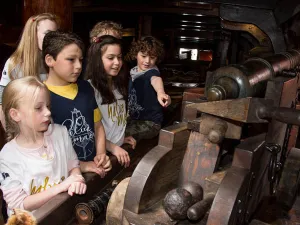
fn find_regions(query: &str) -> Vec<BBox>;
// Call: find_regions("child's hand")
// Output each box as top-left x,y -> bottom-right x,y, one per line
68,182 -> 87,196
94,153 -> 107,167
157,92 -> 171,107
80,161 -> 106,178
94,154 -> 112,172
61,174 -> 85,192
111,146 -> 130,168
124,136 -> 137,149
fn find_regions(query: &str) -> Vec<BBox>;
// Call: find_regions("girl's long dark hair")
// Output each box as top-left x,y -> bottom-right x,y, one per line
85,35 -> 128,104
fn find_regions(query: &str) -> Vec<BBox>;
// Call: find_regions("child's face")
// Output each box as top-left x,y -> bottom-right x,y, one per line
37,19 -> 57,50
102,44 -> 122,77
14,88 -> 51,133
47,43 -> 83,85
136,51 -> 157,72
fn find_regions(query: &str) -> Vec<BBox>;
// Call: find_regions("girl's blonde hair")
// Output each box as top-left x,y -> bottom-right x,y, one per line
8,13 -> 59,80
2,77 -> 49,141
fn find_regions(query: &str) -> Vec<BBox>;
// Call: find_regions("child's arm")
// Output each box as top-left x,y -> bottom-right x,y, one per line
67,167 -> 87,196
151,76 -> 171,107
22,174 -> 85,211
1,173 -> 84,212
94,121 -> 112,172
106,140 -> 130,168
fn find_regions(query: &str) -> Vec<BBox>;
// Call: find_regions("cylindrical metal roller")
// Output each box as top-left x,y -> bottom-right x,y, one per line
208,118 -> 228,144
257,107 -> 300,126
206,49 -> 300,101
187,193 -> 215,221
75,181 -> 118,224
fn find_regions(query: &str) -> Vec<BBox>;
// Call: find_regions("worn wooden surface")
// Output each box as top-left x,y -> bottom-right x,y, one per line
207,133 -> 267,225
182,88 -> 205,101
123,201 -> 176,225
204,171 -> 227,194
264,77 -> 300,211
106,178 -> 130,225
22,0 -> 72,30
277,147 -> 300,210
123,122 -> 190,215
181,88 -> 206,122
178,132 -> 221,187
188,114 -> 242,140
187,98 -> 272,123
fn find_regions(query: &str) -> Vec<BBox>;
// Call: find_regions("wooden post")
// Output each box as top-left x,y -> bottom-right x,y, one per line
22,0 -> 72,30
142,15 -> 152,36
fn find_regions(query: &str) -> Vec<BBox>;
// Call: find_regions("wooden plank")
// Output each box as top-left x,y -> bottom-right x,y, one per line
187,98 -> 272,123
123,202 -> 175,225
178,132 -> 221,187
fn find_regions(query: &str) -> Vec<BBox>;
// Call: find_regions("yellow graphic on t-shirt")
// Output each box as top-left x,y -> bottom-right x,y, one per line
108,102 -> 127,126
30,176 -> 65,195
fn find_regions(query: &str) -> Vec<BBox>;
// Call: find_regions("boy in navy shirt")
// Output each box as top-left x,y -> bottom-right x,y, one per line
43,31 -> 111,176
126,36 -> 171,141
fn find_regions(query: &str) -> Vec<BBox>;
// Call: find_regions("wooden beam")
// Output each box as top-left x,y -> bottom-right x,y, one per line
73,5 -> 219,17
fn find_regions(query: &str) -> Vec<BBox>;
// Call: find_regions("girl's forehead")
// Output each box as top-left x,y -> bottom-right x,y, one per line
20,86 -> 48,102
103,44 -> 121,53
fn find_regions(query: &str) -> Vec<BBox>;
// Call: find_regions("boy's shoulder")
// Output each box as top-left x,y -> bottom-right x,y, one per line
77,79 -> 94,91
141,68 -> 160,79
146,68 -> 160,76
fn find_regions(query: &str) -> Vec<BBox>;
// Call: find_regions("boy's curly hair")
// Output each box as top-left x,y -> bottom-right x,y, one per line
89,21 -> 123,42
128,36 -> 165,64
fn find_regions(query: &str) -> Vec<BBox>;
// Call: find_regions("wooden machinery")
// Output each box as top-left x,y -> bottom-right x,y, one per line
105,49 -> 300,225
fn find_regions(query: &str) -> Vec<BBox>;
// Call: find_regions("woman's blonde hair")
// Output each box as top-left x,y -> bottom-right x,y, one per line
2,77 -> 49,141
8,13 -> 59,80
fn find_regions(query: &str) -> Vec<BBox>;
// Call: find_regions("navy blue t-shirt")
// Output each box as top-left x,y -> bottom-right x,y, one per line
128,69 -> 163,125
49,79 -> 97,161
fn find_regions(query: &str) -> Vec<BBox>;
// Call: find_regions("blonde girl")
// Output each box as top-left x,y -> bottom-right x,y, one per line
0,13 -> 59,126
0,77 -> 86,216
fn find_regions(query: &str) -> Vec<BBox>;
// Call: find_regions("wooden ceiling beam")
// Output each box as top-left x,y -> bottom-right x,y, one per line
73,5 -> 219,17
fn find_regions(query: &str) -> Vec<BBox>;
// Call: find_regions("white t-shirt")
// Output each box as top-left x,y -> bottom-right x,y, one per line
0,58 -> 47,86
89,81 -> 127,146
0,124 -> 79,215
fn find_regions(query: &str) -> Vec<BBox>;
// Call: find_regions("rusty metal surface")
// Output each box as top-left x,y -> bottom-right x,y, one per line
205,49 -> 300,101
220,4 -> 286,53
178,132 -> 220,187
221,19 -> 272,49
